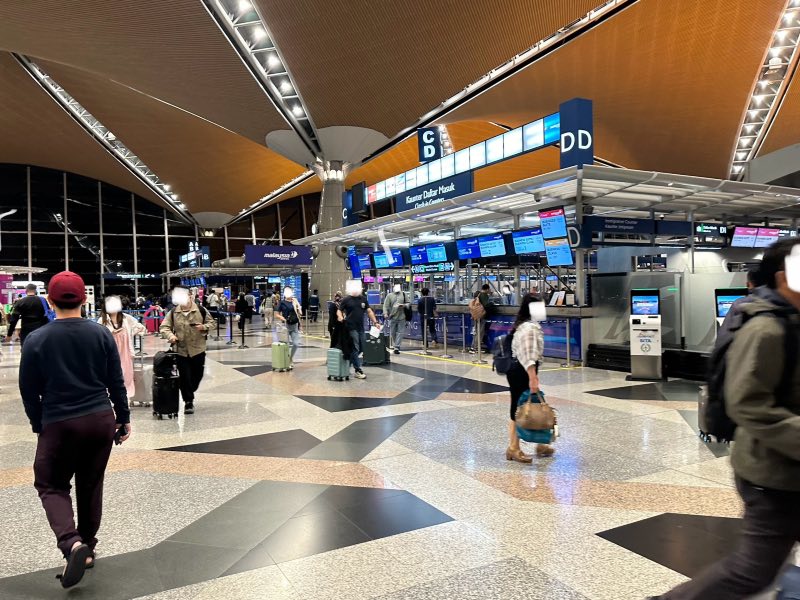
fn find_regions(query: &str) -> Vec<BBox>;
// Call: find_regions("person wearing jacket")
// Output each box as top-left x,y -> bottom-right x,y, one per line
235,293 -> 252,333
328,291 -> 343,348
275,287 -> 302,362
417,288 -> 438,348
652,238 -> 800,600
6,284 -> 50,346
383,284 -> 409,354
97,296 -> 146,399
19,271 -> 131,589
159,287 -> 216,415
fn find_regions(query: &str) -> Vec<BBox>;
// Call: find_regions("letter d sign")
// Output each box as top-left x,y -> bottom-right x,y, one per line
559,98 -> 594,169
417,127 -> 442,164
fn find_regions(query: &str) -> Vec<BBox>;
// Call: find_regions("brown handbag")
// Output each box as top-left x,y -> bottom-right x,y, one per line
515,391 -> 556,430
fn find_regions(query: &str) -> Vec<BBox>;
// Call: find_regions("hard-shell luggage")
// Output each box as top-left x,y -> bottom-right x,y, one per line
152,375 -> 180,419
363,337 -> 390,365
272,342 -> 292,372
327,348 -> 349,381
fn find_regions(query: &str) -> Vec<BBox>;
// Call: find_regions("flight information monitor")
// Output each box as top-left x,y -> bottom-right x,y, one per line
731,227 -> 758,248
512,228 -> 546,254
357,254 -> 373,273
347,247 -> 362,278
754,228 -> 781,248
372,248 -> 404,269
456,237 -> 481,260
539,207 -> 568,239
715,288 -> 747,318
477,234 -> 506,258
544,238 -> 574,266
425,243 -> 448,263
631,290 -> 660,316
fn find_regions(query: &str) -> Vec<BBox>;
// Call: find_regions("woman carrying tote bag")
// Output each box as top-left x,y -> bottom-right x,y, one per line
505,292 -> 554,463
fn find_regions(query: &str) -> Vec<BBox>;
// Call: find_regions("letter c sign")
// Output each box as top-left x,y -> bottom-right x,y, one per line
417,127 -> 442,163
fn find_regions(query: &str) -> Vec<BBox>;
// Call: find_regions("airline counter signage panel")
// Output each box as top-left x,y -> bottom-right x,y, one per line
373,248 -> 404,269
417,127 -> 442,163
244,245 -> 313,266
539,207 -> 568,239
395,172 -> 473,213
456,237 -> 481,260
477,233 -> 505,257
512,228 -> 545,254
731,227 -> 758,248
559,98 -> 593,169
411,262 -> 455,274
410,243 -> 447,265
584,216 -> 655,234
754,228 -> 781,248
544,238 -> 574,266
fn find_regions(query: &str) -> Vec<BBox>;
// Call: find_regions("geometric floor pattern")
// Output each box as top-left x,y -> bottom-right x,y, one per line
0,319 -> 753,599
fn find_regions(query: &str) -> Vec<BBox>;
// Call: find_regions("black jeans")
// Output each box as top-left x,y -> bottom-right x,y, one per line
657,477 -> 800,599
175,352 -> 206,404
506,361 -> 539,421
34,411 -> 116,557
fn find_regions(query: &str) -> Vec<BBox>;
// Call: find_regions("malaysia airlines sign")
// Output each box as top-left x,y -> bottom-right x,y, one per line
244,245 -> 313,266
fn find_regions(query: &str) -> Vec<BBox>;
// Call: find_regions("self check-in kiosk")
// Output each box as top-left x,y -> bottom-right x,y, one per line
628,289 -> 663,380
714,288 -> 747,328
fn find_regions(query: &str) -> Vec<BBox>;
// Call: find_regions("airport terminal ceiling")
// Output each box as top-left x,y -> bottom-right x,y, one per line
1,0 -> 800,222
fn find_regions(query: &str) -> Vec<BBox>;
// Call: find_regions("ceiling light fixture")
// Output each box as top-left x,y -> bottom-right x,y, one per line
279,80 -> 293,94
729,0 -> 800,180
238,0 -> 251,12
13,56 -> 194,224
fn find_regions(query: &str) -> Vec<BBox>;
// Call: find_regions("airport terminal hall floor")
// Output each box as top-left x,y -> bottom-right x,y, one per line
0,321 -> 741,600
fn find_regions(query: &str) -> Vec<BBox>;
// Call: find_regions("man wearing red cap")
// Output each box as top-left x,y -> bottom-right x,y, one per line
19,271 -> 131,589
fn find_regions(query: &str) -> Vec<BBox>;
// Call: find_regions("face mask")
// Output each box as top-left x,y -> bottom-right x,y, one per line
529,301 -> 547,322
786,246 -> 800,293
172,289 -> 190,306
284,288 -> 294,299
104,297 -> 122,315
393,284 -> 402,293
345,280 -> 362,297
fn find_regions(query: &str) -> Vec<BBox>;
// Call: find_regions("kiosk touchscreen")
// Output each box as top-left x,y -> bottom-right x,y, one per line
714,288 -> 747,327
629,289 -> 662,380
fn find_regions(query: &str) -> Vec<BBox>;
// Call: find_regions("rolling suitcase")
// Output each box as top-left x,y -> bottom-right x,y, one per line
778,565 -> 800,599
363,336 -> 390,365
327,348 -> 349,381
152,375 -> 180,419
272,342 -> 292,372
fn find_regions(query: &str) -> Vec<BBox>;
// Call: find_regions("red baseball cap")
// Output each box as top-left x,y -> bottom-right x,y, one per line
48,271 -> 86,304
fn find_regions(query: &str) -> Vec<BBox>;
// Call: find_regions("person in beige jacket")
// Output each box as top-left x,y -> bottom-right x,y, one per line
159,288 -> 216,414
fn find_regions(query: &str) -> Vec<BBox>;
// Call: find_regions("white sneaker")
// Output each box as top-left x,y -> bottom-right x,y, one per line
354,370 -> 366,379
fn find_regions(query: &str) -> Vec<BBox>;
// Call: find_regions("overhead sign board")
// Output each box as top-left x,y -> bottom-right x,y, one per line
559,98 -> 593,169
411,262 -> 455,274
244,245 -> 313,266
395,172 -> 473,213
417,127 -> 442,163
178,245 -> 210,268
584,216 -> 655,234
103,273 -> 160,280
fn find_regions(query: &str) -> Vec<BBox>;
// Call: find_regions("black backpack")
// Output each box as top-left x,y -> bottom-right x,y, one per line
491,333 -> 518,374
700,308 -> 797,443
153,351 -> 177,378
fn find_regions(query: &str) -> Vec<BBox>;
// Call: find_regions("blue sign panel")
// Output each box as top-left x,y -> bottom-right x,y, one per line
656,220 -> 693,236
395,172 -> 473,213
478,234 -> 505,257
417,127 -> 442,163
341,189 -> 357,227
512,228 -> 545,254
244,245 -> 313,265
456,237 -> 481,260
584,216 -> 655,234
373,248 -> 404,269
559,98 -> 594,169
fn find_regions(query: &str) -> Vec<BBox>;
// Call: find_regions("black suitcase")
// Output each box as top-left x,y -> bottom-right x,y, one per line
152,375 -> 180,419
363,337 -> 390,365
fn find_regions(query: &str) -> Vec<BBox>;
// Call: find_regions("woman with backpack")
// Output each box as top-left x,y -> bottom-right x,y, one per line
235,293 -> 252,334
505,292 -> 553,463
98,295 -> 146,398
276,287 -> 302,362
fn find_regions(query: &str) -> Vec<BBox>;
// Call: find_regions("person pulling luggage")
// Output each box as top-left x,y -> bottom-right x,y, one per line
383,284 -> 410,354
275,287 -> 302,363
159,287 -> 215,415
337,281 -> 379,380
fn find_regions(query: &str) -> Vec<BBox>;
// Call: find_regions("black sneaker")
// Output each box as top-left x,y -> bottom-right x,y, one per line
184,403 -> 195,414
394,349 -> 400,355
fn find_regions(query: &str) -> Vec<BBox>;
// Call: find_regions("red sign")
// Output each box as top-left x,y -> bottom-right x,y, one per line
366,185 -> 377,204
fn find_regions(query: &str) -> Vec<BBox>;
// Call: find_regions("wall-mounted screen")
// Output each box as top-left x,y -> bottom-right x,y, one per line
523,119 -> 545,151
477,234 -> 506,258
731,226 -> 758,248
486,134 -> 504,163
539,207 -> 568,239
754,227 -> 781,248
502,128 -> 523,158
456,237 -> 481,260
357,254 -> 373,273
544,238 -> 573,267
347,247 -> 362,278
543,113 -> 561,144
631,290 -> 660,316
715,288 -> 747,318
512,228 -> 546,254
372,248 -> 404,269
410,243 -> 448,264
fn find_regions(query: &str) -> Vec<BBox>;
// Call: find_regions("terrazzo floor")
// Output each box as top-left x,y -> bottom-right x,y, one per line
0,318 -> 749,599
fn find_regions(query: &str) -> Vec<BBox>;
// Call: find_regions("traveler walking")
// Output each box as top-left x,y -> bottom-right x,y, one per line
651,238 -> 800,600
6,284 -> 50,346
159,287 -> 215,415
328,291 -> 343,348
417,288 -> 438,347
338,282 -> 379,380
207,290 -> 221,312
275,287 -> 302,362
383,284 -> 409,354
19,271 -> 131,589
244,290 -> 256,323
309,289 -> 320,323
97,295 -> 146,398
505,293 -> 553,463
235,293 -> 252,334
259,293 -> 274,328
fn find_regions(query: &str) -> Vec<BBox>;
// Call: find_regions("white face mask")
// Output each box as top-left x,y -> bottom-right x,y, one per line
786,246 -> 800,293
172,289 -> 190,307
105,297 -> 122,315
346,280 -> 362,297
393,284 -> 402,293
529,301 -> 547,322
283,287 -> 294,299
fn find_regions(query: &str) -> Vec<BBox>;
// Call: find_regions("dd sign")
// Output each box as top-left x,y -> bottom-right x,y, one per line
417,127 -> 442,163
559,98 -> 594,169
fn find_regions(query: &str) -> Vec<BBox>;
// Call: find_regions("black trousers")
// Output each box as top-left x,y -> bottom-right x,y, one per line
422,316 -> 437,344
34,410 -> 116,557
657,477 -> 800,599
175,352 -> 206,404
506,361 -> 539,421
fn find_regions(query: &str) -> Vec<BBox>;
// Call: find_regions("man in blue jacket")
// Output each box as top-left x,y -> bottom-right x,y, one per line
19,271 -> 131,589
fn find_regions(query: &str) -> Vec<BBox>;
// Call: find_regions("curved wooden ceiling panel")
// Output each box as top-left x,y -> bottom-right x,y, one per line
0,53 -> 160,205
36,59 -> 307,215
440,0 -> 785,179
0,0 -> 286,145
255,0 -> 600,136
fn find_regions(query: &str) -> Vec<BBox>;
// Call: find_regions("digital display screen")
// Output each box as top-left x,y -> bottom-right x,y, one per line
395,172 -> 406,193
347,247 -> 362,278
539,207 -> 568,239
454,149 -> 470,173
543,113 -> 561,144
523,119 -> 545,151
512,228 -> 546,254
366,185 -> 377,204
425,243 -> 447,263
372,248 -> 404,269
469,142 -> 486,169
502,128 -> 523,158
440,153 -> 455,178
428,159 -> 441,182
410,245 -> 427,265
478,234 -> 505,257
456,237 -> 481,260
486,134 -> 504,163
357,254 -> 373,272
716,293 -> 745,318
416,164 -> 429,186
544,238 -> 574,266
631,294 -> 660,316
731,226 -> 758,248
754,227 -> 781,248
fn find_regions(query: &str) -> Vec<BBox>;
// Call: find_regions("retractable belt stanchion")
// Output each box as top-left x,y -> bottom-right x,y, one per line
440,315 -> 453,359
133,334 -> 147,357
461,314 -> 467,354
214,312 -> 221,342
421,315 -> 431,355
565,318 -> 572,368
226,312 -> 237,346
472,319 -> 487,364
240,313 -> 249,349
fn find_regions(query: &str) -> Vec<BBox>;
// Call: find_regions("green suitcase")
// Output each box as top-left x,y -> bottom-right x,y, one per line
272,342 -> 292,372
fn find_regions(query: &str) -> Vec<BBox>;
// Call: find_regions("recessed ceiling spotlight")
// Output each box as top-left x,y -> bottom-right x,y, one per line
253,27 -> 267,41
238,0 -> 251,12
292,105 -> 303,116
280,80 -> 292,94
267,54 -> 280,68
